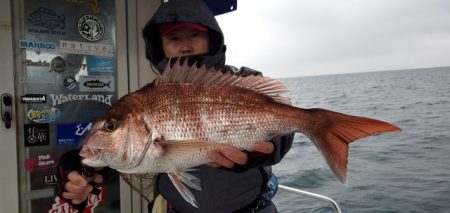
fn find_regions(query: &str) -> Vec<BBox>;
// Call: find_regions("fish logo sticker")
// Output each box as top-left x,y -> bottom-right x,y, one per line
27,7 -> 65,35
79,76 -> 114,92
24,124 -> 50,147
78,15 -> 105,41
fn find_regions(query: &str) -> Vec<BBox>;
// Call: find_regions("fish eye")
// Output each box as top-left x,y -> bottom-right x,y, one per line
104,119 -> 118,132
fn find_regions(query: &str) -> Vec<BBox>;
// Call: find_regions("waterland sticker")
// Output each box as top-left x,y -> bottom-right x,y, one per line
24,123 -> 50,147
79,75 -> 114,92
56,122 -> 92,145
48,93 -> 113,106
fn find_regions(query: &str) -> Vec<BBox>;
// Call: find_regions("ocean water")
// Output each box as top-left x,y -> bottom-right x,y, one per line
272,67 -> 450,213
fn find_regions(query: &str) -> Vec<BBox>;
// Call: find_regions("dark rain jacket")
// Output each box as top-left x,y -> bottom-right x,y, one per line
142,0 -> 294,212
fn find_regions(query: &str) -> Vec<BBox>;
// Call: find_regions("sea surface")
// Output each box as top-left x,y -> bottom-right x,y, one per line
272,67 -> 450,213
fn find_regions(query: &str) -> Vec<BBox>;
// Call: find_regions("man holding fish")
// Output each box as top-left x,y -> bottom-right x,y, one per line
57,0 -> 295,212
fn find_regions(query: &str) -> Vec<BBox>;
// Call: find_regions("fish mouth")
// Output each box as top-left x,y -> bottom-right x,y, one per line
80,147 -> 108,168
80,147 -> 100,160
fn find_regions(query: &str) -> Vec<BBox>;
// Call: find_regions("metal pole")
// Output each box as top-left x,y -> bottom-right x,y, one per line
278,185 -> 342,213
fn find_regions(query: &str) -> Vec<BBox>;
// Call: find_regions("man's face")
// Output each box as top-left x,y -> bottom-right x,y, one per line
161,28 -> 210,58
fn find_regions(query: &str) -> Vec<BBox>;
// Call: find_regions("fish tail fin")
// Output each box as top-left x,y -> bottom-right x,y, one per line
302,108 -> 401,184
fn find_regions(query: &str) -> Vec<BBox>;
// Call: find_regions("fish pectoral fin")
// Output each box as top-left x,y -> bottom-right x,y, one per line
168,171 -> 200,208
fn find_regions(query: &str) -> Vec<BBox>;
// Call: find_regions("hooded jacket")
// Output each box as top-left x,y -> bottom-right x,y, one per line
142,0 -> 293,212
143,0 -> 226,71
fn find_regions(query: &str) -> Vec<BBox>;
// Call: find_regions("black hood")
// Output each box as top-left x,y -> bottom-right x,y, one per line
143,0 -> 226,71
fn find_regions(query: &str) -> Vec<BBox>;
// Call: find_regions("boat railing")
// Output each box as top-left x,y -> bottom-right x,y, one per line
278,185 -> 342,213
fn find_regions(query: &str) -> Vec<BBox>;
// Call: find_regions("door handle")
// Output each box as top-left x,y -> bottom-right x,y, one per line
1,93 -> 13,129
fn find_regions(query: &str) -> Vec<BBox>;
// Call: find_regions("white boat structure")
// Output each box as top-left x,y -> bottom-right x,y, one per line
278,185 -> 342,213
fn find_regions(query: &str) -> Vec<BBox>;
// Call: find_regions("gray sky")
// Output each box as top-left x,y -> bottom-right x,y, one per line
216,0 -> 450,78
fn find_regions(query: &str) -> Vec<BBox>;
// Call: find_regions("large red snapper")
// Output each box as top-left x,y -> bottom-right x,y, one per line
80,60 -> 400,207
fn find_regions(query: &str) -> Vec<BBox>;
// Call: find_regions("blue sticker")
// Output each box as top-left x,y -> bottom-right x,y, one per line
87,56 -> 114,74
56,122 -> 92,145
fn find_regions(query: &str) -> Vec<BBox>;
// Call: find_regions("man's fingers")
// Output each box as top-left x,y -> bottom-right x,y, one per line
218,146 -> 248,165
207,146 -> 248,168
208,150 -> 235,168
252,141 -> 274,154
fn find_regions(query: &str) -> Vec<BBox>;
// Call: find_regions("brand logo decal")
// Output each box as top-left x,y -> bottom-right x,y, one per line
56,122 -> 92,145
59,40 -> 113,56
27,7 -> 65,35
24,124 -> 50,147
27,106 -> 61,123
19,40 -> 56,54
44,174 -> 58,185
78,15 -> 105,41
21,94 -> 47,103
24,59 -> 50,67
80,76 -> 114,92
48,93 -> 114,106
25,154 -> 56,171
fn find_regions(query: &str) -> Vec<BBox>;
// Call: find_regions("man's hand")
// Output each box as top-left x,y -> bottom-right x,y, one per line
207,141 -> 274,168
61,171 -> 103,204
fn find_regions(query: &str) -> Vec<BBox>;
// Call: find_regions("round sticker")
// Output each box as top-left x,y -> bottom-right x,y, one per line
78,15 -> 105,41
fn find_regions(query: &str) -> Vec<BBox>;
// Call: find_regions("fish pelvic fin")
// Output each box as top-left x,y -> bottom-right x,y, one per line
303,108 -> 401,184
168,171 -> 201,208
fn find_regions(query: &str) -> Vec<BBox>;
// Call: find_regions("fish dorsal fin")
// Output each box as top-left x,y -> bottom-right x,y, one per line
155,59 -> 292,105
